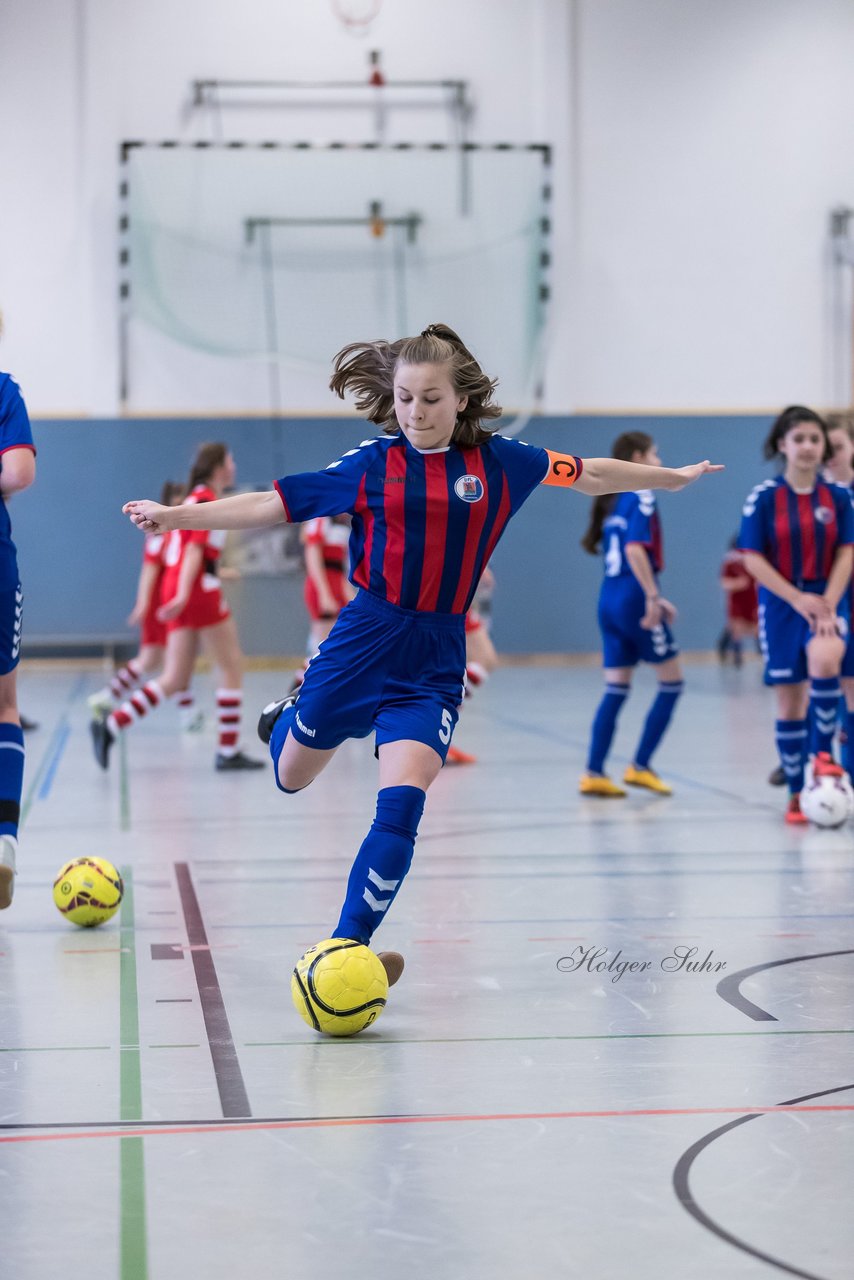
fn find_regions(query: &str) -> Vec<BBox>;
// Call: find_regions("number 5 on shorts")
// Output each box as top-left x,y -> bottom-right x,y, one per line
438,708 -> 453,745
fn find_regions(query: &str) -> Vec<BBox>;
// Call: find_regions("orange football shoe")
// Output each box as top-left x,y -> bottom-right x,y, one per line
446,745 -> 477,765
785,794 -> 809,825
812,751 -> 844,779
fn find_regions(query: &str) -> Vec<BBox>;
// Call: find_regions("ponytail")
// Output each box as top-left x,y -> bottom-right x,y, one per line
188,442 -> 228,491
580,430 -> 654,556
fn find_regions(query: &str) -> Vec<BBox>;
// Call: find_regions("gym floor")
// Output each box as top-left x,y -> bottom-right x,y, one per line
1,660 -> 852,1280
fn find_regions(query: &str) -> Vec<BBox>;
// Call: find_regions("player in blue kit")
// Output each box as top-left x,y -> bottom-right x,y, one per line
0,368 -> 36,909
740,406 -> 854,824
578,431 -> 683,798
123,324 -> 721,989
823,412 -> 854,779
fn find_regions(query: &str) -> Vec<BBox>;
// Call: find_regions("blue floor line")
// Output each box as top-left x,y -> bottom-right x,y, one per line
37,721 -> 71,801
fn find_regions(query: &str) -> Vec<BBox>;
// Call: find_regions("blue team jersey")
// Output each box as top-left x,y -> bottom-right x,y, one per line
601,490 -> 663,580
0,374 -> 35,582
739,475 -> 854,587
275,433 -> 563,614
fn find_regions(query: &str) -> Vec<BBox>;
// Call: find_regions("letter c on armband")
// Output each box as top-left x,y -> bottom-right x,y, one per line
551,458 -> 577,481
543,451 -> 583,489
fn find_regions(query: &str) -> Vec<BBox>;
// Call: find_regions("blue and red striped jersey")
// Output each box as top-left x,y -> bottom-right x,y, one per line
602,490 -> 663,579
275,433 -> 569,614
739,475 -> 854,585
0,372 -> 35,584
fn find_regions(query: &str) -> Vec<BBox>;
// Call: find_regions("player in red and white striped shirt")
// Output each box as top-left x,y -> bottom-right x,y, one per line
88,481 -> 201,729
90,445 -> 262,772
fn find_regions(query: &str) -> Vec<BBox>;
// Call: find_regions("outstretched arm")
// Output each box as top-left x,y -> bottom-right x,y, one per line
570,456 -> 723,497
124,489 -> 284,535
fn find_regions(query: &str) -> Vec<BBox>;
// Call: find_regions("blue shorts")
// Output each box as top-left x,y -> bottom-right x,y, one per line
287,589 -> 466,762
759,585 -> 848,684
0,580 -> 22,676
597,578 -> 678,669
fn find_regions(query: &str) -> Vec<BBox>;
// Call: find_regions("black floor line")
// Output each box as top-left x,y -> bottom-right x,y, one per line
174,862 -> 252,1119
717,949 -> 854,1021
673,1081 -> 854,1280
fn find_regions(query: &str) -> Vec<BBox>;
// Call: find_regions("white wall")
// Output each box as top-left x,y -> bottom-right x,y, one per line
2,0 -> 854,414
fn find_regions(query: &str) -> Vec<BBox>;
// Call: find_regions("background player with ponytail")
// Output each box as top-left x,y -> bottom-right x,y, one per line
123,324 -> 721,997
578,432 -> 684,798
88,480 -> 201,729
91,443 -> 262,772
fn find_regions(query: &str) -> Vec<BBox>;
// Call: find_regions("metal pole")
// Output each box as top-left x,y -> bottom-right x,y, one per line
259,222 -> 283,421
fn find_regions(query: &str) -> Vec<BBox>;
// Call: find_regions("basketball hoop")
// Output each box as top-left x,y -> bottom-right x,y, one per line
330,0 -> 383,37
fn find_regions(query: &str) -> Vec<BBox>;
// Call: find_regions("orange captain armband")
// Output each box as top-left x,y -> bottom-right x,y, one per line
542,451 -> 584,488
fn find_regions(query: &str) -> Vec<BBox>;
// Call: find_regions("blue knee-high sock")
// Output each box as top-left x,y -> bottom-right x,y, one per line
844,709 -> 854,781
333,786 -> 426,945
810,677 -> 842,756
776,718 -> 808,795
586,683 -> 630,773
269,701 -> 300,793
0,723 -> 24,839
634,681 -> 683,769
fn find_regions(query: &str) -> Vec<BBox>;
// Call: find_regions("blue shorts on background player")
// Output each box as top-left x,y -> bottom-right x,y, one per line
0,359 -> 37,910
122,323 -> 722,1012
578,431 -> 683,800
739,405 -> 854,826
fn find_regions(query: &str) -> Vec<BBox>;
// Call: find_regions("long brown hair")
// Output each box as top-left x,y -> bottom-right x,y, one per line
762,405 -> 831,463
329,322 -> 502,448
580,431 -> 654,556
159,479 -> 186,506
188,442 -> 229,490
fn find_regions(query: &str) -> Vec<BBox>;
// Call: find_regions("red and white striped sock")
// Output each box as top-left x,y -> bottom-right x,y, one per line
110,657 -> 143,700
216,688 -> 242,757
108,680 -> 165,733
176,691 -> 198,728
464,662 -> 489,699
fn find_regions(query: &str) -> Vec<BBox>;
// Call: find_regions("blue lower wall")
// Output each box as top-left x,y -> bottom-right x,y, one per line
12,415 -> 775,655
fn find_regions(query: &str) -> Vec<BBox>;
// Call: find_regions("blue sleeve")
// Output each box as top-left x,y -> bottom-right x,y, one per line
835,486 -> 854,545
624,491 -> 655,545
0,375 -> 34,455
738,483 -> 770,553
490,435 -> 550,511
274,438 -> 382,522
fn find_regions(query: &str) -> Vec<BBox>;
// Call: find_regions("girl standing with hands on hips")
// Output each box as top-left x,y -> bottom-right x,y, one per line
123,324 -> 721,1000
739,405 -> 854,824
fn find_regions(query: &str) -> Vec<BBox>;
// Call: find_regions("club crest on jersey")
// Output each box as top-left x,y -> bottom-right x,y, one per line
454,474 -> 484,503
814,505 -> 834,525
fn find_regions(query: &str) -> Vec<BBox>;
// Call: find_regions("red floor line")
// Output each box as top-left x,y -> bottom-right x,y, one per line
3,1102 -> 854,1145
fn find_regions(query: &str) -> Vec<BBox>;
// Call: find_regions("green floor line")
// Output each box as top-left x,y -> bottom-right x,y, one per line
0,1046 -> 111,1053
243,1027 -> 854,1048
147,1044 -> 201,1050
119,868 -> 148,1280
119,733 -> 131,832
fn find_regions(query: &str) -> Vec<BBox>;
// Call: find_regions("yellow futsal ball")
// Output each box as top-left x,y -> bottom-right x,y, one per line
52,857 -> 124,928
291,938 -> 389,1036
